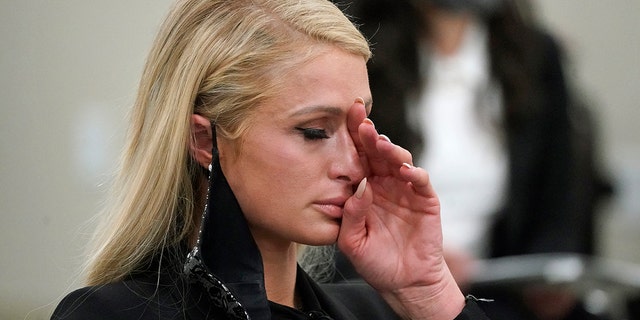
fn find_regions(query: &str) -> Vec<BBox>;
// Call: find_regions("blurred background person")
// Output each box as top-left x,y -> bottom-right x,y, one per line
330,0 -> 613,319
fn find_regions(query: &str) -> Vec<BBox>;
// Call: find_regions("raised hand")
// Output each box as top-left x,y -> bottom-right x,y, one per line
337,99 -> 465,320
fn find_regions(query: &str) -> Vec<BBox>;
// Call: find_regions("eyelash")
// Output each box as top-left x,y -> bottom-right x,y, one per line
295,127 -> 329,140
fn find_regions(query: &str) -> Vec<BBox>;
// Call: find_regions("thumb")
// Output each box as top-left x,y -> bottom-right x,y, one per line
338,178 -> 371,254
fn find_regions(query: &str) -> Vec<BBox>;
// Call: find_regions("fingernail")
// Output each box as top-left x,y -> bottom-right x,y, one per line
379,134 -> 391,143
355,97 -> 365,105
363,118 -> 374,127
402,163 -> 414,169
355,177 -> 367,199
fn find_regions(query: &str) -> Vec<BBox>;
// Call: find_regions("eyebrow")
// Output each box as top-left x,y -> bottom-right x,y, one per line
291,105 -> 343,117
290,99 -> 373,117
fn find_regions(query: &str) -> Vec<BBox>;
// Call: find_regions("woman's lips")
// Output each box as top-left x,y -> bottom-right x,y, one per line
313,197 -> 347,219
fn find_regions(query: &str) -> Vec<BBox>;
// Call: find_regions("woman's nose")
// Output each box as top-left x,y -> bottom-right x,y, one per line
330,129 -> 365,184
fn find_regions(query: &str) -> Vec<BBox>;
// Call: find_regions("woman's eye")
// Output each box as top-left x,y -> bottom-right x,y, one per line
295,127 -> 329,140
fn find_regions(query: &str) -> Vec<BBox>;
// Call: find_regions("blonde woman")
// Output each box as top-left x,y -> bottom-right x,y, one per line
51,0 -> 491,319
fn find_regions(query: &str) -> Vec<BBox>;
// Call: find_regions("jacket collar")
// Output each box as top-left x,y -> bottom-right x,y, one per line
184,154 -> 270,320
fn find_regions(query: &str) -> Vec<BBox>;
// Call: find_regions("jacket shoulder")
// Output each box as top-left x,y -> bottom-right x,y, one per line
50,276 -> 196,320
51,283 -> 149,319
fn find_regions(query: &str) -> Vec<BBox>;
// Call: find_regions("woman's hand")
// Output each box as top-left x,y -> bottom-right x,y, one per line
337,99 -> 465,320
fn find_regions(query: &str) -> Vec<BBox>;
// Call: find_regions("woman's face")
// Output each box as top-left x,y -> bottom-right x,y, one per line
218,45 -> 371,249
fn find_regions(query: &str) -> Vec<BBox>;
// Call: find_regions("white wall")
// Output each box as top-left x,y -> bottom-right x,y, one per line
0,1 -> 173,319
1,1 -> 638,319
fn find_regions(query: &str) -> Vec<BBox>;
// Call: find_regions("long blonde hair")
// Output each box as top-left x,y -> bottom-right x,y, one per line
85,0 -> 370,286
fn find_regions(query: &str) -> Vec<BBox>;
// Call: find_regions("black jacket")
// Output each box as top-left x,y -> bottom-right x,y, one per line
51,265 -> 489,319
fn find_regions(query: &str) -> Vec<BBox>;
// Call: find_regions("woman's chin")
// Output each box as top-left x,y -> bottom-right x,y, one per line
300,224 -> 340,246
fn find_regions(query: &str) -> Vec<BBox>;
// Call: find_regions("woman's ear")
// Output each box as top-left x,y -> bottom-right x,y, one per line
190,114 -> 213,169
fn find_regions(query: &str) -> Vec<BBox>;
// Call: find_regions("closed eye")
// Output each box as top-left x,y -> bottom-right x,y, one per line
295,127 -> 329,140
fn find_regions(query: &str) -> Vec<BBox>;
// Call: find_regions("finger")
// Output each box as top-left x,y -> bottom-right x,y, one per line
399,163 -> 438,199
358,119 -> 381,154
359,122 -> 413,176
338,178 -> 372,254
376,135 -> 414,170
347,98 -> 367,150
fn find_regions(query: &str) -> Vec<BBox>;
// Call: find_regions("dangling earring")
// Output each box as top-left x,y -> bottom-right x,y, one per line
209,120 -> 217,176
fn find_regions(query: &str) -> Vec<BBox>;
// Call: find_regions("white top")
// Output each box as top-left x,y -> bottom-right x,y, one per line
410,20 -> 507,258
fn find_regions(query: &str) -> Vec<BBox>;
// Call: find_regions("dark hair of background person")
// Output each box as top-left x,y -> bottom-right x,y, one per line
336,0 -> 562,155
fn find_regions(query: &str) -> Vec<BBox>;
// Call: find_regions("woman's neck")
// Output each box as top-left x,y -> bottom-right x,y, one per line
425,8 -> 473,56
253,232 -> 299,307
